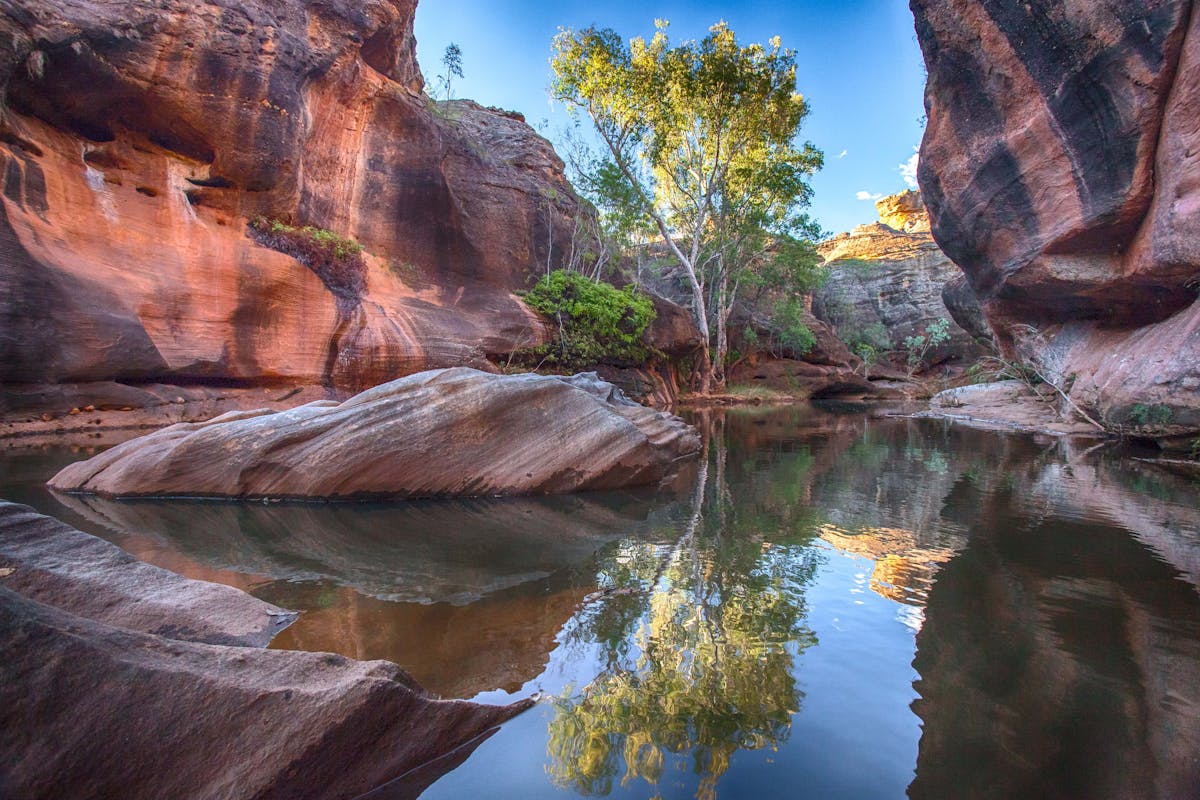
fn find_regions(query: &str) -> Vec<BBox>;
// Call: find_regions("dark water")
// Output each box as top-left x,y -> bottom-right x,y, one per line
3,406 -> 1199,799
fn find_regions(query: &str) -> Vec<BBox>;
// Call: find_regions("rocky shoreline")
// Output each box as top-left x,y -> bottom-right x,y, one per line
0,502 -> 532,800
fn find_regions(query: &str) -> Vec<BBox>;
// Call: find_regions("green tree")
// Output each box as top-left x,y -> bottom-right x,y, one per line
438,42 -> 464,101
551,21 -> 823,393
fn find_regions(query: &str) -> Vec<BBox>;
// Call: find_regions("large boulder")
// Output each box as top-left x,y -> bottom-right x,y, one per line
0,0 -> 586,403
912,0 -> 1200,432
0,502 -> 530,800
49,368 -> 701,499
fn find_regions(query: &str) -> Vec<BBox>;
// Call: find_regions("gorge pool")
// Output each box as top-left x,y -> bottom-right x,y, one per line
3,405 -> 1198,799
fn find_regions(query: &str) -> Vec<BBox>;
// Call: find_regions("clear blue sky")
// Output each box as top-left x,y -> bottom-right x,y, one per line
414,0 -> 926,238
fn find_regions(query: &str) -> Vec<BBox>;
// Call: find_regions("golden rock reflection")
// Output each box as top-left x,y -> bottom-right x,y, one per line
817,524 -> 960,608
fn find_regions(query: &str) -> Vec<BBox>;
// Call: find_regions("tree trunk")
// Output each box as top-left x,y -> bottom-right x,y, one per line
713,272 -> 729,390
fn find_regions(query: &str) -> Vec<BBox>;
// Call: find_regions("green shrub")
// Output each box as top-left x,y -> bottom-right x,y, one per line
519,270 -> 657,369
249,217 -> 365,300
904,318 -> 951,376
1128,403 -> 1173,427
771,298 -> 816,357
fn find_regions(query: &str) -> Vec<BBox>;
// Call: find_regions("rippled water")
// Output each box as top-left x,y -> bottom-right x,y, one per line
3,406 -> 1199,799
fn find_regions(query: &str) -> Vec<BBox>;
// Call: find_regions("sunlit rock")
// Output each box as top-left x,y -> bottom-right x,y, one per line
49,368 -> 701,499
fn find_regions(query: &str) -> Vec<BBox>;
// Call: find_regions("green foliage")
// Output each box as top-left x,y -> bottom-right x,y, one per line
776,301 -> 816,356
840,321 -> 890,355
769,297 -> 816,357
437,42 -> 464,101
853,343 -> 878,375
1128,403 -> 1173,427
249,217 -> 365,299
546,441 -> 821,797
904,318 -> 951,376
550,20 -> 823,389
520,270 -> 657,369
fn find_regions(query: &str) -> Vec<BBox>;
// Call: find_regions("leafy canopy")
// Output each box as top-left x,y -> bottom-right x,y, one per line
551,20 -> 823,389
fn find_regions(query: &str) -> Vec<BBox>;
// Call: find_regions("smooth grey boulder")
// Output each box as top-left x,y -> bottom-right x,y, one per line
49,368 -> 701,500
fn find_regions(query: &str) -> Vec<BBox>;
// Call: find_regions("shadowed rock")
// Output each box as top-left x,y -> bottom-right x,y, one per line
0,587 -> 529,800
49,369 -> 701,499
0,503 -> 531,799
913,0 -> 1200,432
0,501 -> 294,646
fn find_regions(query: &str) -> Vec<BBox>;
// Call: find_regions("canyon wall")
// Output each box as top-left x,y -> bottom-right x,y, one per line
912,0 -> 1200,434
814,191 -> 987,370
0,0 -> 589,407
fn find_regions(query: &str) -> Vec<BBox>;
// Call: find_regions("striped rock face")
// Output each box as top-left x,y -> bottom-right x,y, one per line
0,0 -> 584,394
913,0 -> 1200,433
914,0 -> 1196,325
49,368 -> 702,499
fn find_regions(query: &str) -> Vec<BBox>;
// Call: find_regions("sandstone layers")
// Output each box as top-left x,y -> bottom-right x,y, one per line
913,0 -> 1200,434
0,502 -> 530,800
0,0 -> 588,405
814,191 -> 986,368
49,368 -> 701,499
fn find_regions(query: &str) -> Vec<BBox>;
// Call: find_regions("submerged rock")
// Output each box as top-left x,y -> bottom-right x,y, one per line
0,502 -> 294,646
0,503 -> 530,800
49,368 -> 701,499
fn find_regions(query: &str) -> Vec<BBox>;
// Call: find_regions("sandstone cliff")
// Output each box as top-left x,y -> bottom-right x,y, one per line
0,0 -> 590,410
913,0 -> 1200,436
813,191 -> 986,369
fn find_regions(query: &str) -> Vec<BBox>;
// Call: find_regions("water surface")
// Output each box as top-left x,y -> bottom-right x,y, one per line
3,406 -> 1198,799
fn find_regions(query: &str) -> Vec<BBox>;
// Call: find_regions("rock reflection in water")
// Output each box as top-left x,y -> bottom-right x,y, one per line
5,405 -> 1200,798
52,490 -> 678,697
911,439 -> 1200,800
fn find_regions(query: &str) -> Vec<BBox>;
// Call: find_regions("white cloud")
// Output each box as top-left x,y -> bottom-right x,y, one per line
856,191 -> 883,201
900,146 -> 920,189
837,149 -> 848,159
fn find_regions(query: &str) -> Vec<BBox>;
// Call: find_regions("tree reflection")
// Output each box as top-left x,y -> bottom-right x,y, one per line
546,414 -> 821,799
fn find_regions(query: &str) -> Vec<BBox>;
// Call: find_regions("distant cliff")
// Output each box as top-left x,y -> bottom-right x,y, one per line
912,0 -> 1200,436
814,191 -> 986,371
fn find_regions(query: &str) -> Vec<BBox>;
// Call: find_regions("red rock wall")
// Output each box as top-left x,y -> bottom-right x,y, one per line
0,0 -> 587,393
913,0 -> 1200,431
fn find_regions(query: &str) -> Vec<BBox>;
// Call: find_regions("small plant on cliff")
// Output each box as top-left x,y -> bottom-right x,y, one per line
904,318 -> 950,377
1128,403 -> 1173,428
519,269 -> 656,370
854,343 -> 878,377
438,43 -> 464,101
249,218 -> 366,301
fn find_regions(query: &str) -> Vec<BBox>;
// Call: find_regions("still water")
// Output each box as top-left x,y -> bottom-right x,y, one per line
3,405 -> 1199,799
